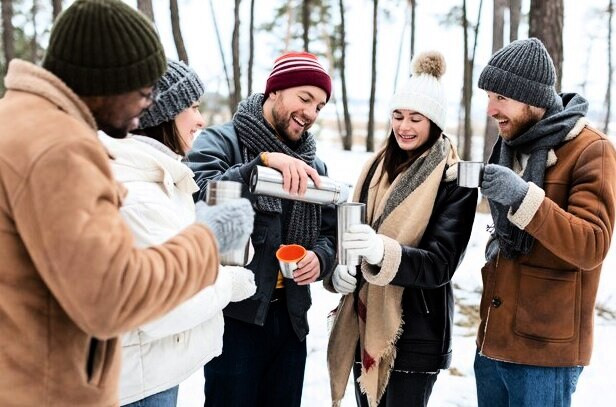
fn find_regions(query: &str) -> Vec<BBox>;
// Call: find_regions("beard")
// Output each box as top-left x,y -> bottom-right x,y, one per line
98,123 -> 129,139
496,105 -> 543,141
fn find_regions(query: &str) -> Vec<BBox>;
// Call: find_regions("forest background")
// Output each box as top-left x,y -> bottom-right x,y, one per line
1,0 -> 615,159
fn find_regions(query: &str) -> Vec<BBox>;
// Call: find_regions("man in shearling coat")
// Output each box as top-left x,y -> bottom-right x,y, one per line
475,37 -> 616,406
0,1 -> 253,406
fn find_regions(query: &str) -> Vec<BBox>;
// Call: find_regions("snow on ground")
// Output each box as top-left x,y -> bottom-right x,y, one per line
177,144 -> 616,406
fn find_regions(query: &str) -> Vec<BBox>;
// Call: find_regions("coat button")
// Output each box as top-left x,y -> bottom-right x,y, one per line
492,297 -> 502,308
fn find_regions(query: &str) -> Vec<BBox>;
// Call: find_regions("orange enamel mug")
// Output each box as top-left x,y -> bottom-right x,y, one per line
275,244 -> 307,279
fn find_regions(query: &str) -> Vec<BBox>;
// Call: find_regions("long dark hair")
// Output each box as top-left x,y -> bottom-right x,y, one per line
376,120 -> 443,184
132,120 -> 186,156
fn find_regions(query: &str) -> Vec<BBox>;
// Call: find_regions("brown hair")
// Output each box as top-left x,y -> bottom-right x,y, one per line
376,121 -> 442,184
133,120 -> 186,156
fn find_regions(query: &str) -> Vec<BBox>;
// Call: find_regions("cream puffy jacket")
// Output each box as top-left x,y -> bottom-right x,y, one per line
99,133 -> 232,405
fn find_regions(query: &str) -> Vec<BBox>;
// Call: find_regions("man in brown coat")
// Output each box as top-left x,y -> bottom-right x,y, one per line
475,37 -> 616,406
0,1 -> 253,405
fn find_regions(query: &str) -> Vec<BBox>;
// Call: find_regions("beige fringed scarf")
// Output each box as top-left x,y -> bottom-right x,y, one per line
327,135 -> 459,406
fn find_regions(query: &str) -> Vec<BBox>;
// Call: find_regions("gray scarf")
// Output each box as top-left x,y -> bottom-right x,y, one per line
489,93 -> 588,258
233,93 -> 321,248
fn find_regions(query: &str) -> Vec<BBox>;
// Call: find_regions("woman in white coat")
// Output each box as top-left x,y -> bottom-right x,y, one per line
99,59 -> 256,407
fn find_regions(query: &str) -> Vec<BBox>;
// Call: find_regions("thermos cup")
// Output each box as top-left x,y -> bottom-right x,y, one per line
457,161 -> 485,188
275,244 -> 307,279
205,180 -> 251,266
336,202 -> 366,267
249,165 -> 349,205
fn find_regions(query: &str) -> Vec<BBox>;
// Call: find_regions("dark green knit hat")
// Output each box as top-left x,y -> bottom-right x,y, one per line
42,0 -> 166,96
478,38 -> 557,108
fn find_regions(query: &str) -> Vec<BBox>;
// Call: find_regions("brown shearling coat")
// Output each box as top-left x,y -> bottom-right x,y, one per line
0,60 -> 219,406
477,120 -> 616,367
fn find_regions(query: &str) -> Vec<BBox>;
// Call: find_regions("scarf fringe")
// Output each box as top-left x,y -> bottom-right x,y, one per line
357,320 -> 404,406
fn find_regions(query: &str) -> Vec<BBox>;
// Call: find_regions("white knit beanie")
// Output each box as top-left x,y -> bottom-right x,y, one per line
389,51 -> 447,131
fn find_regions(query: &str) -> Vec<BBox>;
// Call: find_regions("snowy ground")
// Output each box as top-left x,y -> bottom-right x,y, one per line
177,145 -> 616,406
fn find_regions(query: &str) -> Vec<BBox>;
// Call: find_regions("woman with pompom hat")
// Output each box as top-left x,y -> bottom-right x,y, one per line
326,51 -> 478,406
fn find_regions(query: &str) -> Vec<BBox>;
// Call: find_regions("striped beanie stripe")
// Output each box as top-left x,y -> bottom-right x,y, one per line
264,52 -> 331,101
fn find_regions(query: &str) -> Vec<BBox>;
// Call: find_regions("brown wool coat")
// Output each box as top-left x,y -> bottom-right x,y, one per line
477,120 -> 616,366
0,60 -> 220,406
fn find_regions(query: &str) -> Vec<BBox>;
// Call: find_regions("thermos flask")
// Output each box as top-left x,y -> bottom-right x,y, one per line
205,180 -> 250,266
336,202 -> 366,267
249,165 -> 350,205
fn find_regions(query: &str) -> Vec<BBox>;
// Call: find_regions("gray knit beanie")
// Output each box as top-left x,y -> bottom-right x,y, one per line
138,59 -> 205,129
478,38 -> 557,108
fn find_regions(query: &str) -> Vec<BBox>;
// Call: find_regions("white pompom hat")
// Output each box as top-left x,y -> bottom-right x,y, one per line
389,51 -> 447,131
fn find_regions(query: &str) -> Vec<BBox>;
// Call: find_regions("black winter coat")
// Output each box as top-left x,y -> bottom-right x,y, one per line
390,180 -> 477,371
186,122 -> 337,341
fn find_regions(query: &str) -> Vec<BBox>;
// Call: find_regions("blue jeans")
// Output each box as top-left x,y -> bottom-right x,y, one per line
122,385 -> 178,407
474,350 -> 583,407
203,299 -> 307,407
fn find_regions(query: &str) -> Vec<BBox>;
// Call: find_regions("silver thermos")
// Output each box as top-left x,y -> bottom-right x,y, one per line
249,165 -> 350,205
336,202 -> 366,267
205,180 -> 251,266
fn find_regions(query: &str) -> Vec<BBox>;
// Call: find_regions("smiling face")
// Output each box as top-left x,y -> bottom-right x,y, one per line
174,101 -> 205,154
486,91 -> 546,141
263,85 -> 327,142
391,109 -> 432,152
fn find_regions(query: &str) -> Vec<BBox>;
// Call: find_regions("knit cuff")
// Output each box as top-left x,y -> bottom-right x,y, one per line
239,156 -> 263,184
507,182 -> 545,230
361,235 -> 401,286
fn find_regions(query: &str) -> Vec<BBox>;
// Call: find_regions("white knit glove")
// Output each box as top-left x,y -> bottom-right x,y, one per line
224,266 -> 256,302
342,224 -> 385,265
332,265 -> 356,295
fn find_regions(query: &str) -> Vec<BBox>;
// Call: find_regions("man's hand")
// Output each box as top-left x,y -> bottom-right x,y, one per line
292,250 -> 320,285
265,152 -> 321,195
194,199 -> 254,253
481,164 -> 529,207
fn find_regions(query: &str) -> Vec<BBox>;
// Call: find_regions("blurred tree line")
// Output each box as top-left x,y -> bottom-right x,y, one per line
1,0 -> 614,154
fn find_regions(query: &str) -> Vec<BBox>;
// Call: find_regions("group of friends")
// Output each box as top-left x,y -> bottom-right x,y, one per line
0,1 -> 615,407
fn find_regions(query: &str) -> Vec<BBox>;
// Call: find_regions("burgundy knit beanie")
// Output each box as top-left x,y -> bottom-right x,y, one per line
264,51 -> 331,101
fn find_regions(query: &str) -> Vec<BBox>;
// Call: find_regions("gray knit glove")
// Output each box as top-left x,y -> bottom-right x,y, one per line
195,199 -> 255,253
481,164 -> 529,208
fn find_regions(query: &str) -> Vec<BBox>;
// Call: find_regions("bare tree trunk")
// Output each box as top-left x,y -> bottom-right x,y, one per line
284,4 -> 294,51
1,0 -> 14,73
509,0 -> 521,41
248,0 -> 256,95
170,0 -> 189,64
461,0 -> 470,159
529,0 -> 563,91
483,0 -> 506,162
605,0 -> 613,135
52,0 -> 62,21
462,0 -> 483,161
231,0 -> 242,113
302,0 -> 311,52
339,0 -> 353,150
137,0 -> 155,23
366,0 -> 379,152
30,0 -> 39,63
208,0 -> 232,112
408,0 -> 416,61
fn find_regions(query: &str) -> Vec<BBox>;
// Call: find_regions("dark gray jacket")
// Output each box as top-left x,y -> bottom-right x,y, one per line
186,122 -> 336,340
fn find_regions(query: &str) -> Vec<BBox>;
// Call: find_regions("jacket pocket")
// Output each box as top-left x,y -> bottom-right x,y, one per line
514,265 -> 579,341
86,338 -> 113,387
